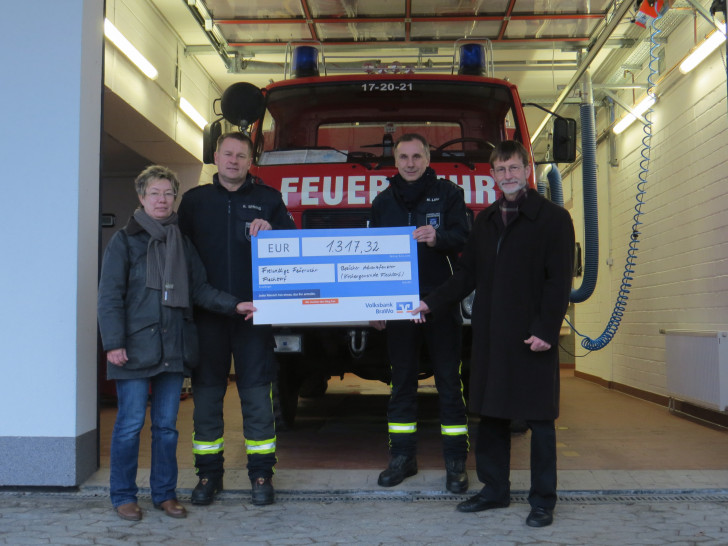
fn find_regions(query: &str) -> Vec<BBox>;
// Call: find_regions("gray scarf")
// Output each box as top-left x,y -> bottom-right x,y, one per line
133,209 -> 190,308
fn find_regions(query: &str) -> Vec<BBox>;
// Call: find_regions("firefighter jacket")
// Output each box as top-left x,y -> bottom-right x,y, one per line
178,173 -> 296,301
370,167 -> 470,295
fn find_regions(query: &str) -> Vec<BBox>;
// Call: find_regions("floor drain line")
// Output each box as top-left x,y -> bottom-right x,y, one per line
21,486 -> 727,504
5,487 -> 728,504
268,491 -> 728,504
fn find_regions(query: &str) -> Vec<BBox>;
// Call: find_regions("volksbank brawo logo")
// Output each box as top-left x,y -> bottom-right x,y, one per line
396,302 -> 413,313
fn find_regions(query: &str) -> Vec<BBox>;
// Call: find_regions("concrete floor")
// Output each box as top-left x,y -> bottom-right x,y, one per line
36,371 -> 728,546
91,370 -> 728,494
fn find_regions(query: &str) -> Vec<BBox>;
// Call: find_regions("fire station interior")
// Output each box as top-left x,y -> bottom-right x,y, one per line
97,0 -> 728,486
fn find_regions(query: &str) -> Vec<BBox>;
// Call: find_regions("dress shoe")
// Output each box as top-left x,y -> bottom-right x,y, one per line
377,454 -> 417,487
251,477 -> 275,506
115,502 -> 142,521
445,459 -> 469,494
154,499 -> 187,519
526,506 -> 553,527
191,476 -> 223,505
456,494 -> 510,513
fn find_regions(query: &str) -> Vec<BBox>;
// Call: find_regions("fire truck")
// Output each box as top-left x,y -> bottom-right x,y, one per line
204,43 -> 576,425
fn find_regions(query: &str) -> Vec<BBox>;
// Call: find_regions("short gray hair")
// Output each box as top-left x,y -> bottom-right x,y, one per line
134,165 -> 180,198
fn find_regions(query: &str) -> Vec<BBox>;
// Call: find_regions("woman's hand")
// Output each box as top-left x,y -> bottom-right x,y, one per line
236,301 -> 257,320
107,348 -> 128,366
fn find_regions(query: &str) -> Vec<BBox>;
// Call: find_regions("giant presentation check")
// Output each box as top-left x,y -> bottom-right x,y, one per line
251,227 -> 420,324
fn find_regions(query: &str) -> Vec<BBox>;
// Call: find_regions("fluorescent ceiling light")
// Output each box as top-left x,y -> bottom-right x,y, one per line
613,95 -> 656,135
179,97 -> 208,130
104,19 -> 158,80
680,24 -> 727,74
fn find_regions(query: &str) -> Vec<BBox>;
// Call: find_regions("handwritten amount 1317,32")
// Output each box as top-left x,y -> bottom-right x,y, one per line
325,239 -> 380,254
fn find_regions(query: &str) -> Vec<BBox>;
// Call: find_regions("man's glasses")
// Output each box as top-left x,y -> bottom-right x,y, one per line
492,164 -> 525,176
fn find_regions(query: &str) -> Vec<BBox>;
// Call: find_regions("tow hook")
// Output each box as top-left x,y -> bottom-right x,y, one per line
348,329 -> 368,357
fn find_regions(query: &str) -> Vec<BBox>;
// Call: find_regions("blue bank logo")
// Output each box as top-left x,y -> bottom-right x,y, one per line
396,302 -> 413,313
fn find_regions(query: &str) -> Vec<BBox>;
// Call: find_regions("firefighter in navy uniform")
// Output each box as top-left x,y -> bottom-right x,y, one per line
369,133 -> 471,492
178,132 -> 296,506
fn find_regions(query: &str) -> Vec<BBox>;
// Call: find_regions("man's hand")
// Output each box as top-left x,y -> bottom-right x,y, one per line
107,348 -> 128,366
249,218 -> 272,237
410,301 -> 430,323
369,320 -> 386,331
413,225 -> 437,247
524,335 -> 551,352
236,301 -> 257,320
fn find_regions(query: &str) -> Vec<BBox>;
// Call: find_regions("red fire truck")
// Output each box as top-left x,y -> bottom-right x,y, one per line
205,43 -> 575,425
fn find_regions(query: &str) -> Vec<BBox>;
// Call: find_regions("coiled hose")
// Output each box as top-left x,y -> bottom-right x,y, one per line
569,15 -> 660,351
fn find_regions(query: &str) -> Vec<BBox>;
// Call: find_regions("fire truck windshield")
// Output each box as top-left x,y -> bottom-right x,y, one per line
257,78 -> 522,167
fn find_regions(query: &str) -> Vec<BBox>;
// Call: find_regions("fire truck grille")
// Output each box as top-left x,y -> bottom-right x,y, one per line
301,209 -> 371,230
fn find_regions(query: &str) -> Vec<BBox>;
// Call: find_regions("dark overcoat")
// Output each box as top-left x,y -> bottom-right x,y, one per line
425,189 -> 574,420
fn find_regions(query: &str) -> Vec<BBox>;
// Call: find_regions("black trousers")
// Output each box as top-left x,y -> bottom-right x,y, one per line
191,311 -> 277,480
385,305 -> 468,460
475,415 -> 557,510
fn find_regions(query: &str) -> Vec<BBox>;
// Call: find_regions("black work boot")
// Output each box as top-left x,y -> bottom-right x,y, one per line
251,477 -> 275,506
377,454 -> 418,487
191,476 -> 223,505
445,459 -> 469,493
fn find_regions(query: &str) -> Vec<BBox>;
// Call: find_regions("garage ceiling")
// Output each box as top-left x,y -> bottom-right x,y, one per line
193,0 -> 614,48
147,0 -> 706,157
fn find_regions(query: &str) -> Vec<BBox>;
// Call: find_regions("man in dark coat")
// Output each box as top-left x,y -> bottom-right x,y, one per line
412,140 -> 574,527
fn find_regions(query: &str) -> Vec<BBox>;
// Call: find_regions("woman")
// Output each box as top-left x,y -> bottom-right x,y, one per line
98,165 -> 255,521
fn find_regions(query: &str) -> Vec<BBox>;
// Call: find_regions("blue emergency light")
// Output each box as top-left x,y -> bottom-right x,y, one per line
292,46 -> 320,78
458,43 -> 485,75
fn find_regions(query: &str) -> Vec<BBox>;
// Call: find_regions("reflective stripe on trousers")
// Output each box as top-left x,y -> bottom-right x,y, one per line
192,433 -> 224,455
246,437 -> 277,455
441,424 -> 468,436
388,422 -> 417,434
